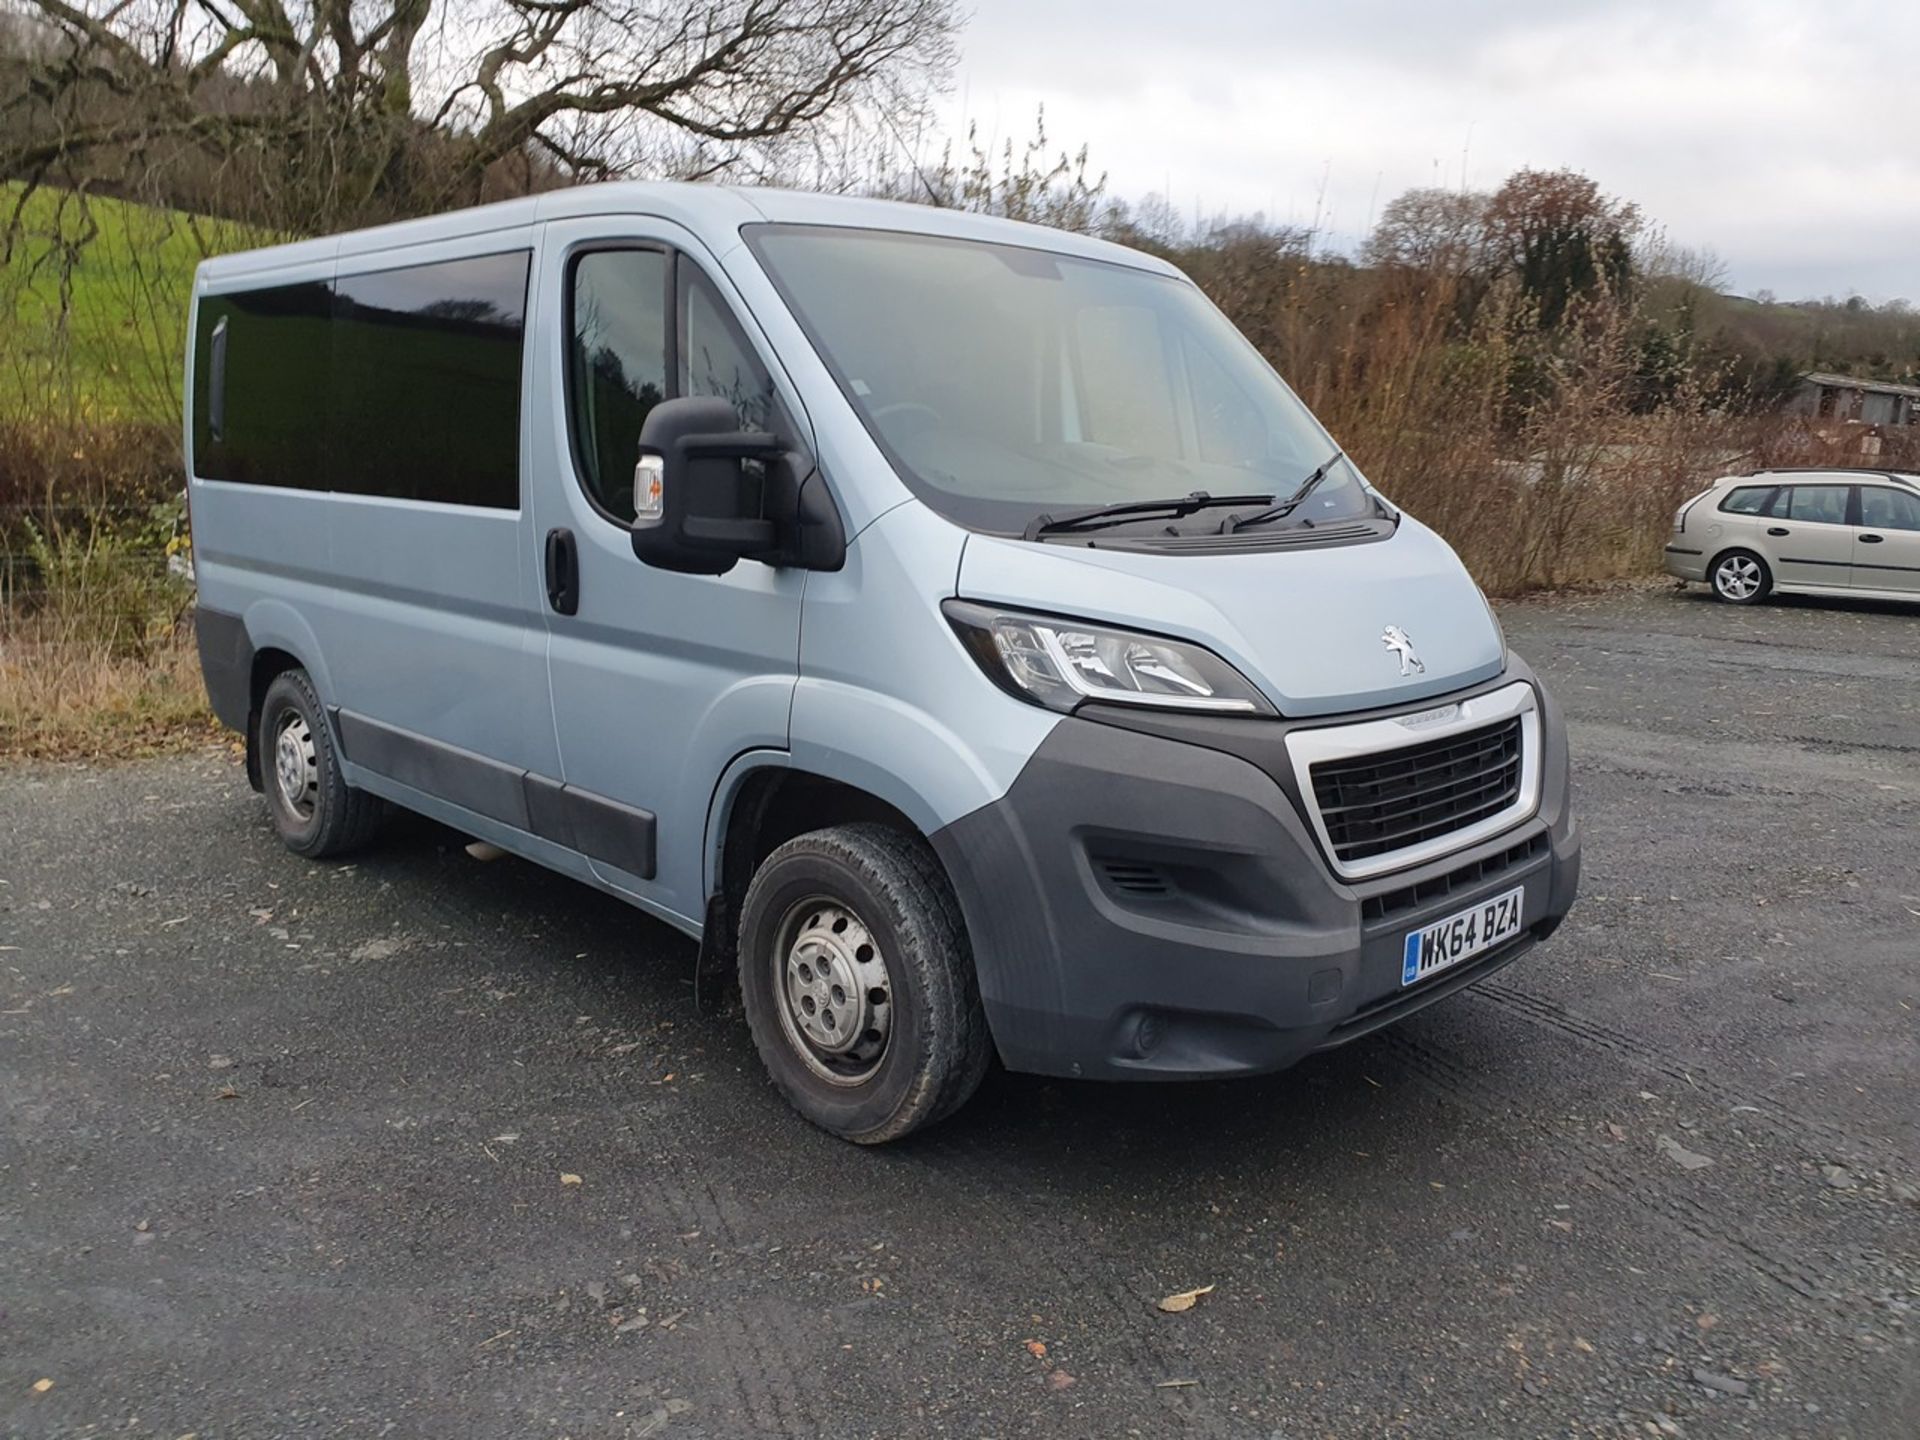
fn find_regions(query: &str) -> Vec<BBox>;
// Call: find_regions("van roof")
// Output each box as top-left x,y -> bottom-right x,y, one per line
196,181 -> 1178,285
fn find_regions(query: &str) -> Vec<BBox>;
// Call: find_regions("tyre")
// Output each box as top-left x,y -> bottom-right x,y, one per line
737,823 -> 992,1143
1709,549 -> 1772,605
257,669 -> 387,857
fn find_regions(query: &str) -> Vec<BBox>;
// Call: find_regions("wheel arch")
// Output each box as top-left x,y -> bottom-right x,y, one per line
234,600 -> 335,792
695,756 -> 940,1014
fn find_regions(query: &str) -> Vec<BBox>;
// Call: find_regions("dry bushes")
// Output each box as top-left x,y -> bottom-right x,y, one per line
1174,245 -> 1770,594
0,412 -> 205,760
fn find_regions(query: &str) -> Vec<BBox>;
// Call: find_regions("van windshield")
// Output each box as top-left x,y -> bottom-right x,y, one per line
746,224 -> 1371,537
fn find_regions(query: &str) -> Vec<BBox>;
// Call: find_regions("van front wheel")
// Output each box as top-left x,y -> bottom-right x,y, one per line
257,669 -> 386,858
737,823 -> 992,1143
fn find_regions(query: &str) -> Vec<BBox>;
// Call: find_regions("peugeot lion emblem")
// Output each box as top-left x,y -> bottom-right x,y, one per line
1381,625 -> 1424,677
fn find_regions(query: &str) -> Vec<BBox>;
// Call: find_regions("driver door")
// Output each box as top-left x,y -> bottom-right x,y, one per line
528,218 -> 810,925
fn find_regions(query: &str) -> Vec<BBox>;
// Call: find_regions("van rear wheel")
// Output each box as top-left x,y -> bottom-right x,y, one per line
737,823 -> 991,1143
257,669 -> 386,858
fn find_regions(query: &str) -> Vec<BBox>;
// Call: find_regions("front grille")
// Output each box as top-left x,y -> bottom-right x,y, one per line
1310,717 -> 1524,867
1361,833 -> 1548,924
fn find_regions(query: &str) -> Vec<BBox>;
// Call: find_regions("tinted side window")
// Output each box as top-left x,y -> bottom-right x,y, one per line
192,281 -> 333,489
569,249 -> 669,521
331,251 -> 529,508
1718,486 -> 1773,515
1784,485 -> 1849,525
680,265 -> 777,431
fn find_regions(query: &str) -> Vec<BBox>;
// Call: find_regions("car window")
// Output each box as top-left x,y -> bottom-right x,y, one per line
1860,486 -> 1920,532
1783,485 -> 1850,525
1719,486 -> 1773,515
569,248 -> 669,521
680,264 -> 778,432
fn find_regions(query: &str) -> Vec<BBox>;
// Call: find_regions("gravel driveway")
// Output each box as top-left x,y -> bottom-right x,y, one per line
3,586 -> 1915,1438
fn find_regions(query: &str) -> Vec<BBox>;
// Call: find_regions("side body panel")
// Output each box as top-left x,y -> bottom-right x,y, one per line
188,228 -> 559,790
530,216 -> 809,925
788,502 -> 1059,838
1765,486 -> 1856,589
316,227 -> 558,783
1853,485 -> 1920,596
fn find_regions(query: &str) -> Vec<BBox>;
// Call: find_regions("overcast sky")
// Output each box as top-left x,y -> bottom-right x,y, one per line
929,0 -> 1918,302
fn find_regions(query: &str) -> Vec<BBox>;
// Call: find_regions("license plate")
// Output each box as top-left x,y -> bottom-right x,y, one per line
1402,885 -> 1525,987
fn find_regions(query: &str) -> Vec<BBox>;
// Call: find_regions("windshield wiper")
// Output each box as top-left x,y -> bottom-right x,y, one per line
1221,450 -> 1345,534
1024,490 -> 1273,541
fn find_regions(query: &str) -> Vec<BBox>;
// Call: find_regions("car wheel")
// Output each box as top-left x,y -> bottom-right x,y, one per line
737,822 -> 992,1143
257,669 -> 387,857
1709,549 -> 1772,605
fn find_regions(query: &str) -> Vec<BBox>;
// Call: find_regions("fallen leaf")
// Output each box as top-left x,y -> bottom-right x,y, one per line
31,1378 -> 53,1393
213,1084 -> 240,1100
1157,1283 -> 1215,1314
1024,1339 -> 1047,1359
1605,1123 -> 1627,1142
560,1172 -> 583,1186
1046,1369 -> 1075,1391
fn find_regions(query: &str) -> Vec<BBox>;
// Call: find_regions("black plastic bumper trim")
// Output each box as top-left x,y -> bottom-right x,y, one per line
334,708 -> 656,879
194,605 -> 253,733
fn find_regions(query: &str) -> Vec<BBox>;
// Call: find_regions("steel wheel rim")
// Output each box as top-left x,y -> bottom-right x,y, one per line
1715,557 -> 1759,599
772,896 -> 893,1087
273,711 -> 319,820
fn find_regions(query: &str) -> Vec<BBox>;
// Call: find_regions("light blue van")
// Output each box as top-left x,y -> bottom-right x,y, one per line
187,183 -> 1581,1141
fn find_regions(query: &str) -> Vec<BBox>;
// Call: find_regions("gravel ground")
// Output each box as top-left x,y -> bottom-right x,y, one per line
2,585 -> 1916,1439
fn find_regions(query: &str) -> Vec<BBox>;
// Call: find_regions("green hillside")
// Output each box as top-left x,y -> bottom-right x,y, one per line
1,183 -> 271,423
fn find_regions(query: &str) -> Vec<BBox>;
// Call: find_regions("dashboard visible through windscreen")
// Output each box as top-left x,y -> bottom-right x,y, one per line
746,224 -> 1378,539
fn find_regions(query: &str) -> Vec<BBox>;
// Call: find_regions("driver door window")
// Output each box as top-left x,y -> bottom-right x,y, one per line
569,248 -> 668,521
681,267 -> 778,432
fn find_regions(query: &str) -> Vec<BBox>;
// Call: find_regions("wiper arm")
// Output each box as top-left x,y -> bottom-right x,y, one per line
1221,450 -> 1345,534
1024,490 -> 1273,541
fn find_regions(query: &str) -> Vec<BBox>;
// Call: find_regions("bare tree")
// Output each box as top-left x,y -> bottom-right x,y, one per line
3,0 -> 960,228
1362,187 -> 1491,276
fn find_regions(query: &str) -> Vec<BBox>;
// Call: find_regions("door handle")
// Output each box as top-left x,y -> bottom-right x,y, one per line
545,527 -> 579,615
1766,526 -> 1789,537
1859,533 -> 1884,544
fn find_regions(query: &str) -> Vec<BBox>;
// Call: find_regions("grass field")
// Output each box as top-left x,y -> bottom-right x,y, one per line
1,182 -> 268,423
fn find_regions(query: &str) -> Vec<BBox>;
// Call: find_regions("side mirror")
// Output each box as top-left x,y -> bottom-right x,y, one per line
630,397 -> 781,576
629,397 -> 846,576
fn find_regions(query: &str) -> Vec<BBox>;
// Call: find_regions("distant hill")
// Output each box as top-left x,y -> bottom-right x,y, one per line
2,182 -> 271,423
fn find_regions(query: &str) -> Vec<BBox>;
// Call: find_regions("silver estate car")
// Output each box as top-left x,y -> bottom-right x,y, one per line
1665,468 -> 1920,605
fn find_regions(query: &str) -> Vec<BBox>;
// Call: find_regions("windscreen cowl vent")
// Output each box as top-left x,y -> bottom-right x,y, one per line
1095,858 -> 1174,898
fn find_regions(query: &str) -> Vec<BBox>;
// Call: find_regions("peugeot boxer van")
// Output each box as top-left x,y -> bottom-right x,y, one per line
188,184 -> 1581,1141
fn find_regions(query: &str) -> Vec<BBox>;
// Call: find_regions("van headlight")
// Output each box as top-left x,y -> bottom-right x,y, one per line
943,601 -> 1275,715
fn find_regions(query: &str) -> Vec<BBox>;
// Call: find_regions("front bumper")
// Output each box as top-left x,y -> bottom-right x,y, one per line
930,665 -> 1581,1080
